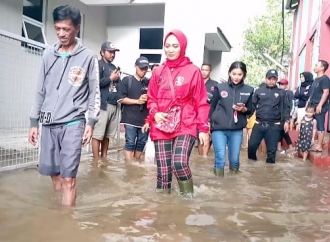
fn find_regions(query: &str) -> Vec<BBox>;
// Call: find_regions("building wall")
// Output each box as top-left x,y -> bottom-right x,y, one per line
289,0 -> 325,88
106,4 -> 165,74
319,1 -> 330,64
0,0 -> 23,35
106,1 -> 228,80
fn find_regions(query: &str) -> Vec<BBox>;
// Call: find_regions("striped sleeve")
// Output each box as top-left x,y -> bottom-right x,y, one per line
87,55 -> 100,127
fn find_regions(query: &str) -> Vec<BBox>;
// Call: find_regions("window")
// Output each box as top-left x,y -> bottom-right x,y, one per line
22,0 -> 47,45
139,28 -> 164,49
139,27 -> 164,64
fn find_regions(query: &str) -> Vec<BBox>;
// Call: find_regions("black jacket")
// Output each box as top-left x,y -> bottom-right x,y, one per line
210,81 -> 254,131
294,72 -> 313,108
252,84 -> 291,123
98,59 -> 121,110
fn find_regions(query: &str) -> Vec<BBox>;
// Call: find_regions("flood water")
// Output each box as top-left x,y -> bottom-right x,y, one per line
1,148 -> 330,242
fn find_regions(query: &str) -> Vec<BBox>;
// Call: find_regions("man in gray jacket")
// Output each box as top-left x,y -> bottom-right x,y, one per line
28,5 -> 100,206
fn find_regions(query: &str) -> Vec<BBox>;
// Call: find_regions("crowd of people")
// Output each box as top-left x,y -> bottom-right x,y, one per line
28,5 -> 330,206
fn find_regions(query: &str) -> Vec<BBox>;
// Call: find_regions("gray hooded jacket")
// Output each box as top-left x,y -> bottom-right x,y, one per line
30,42 -> 100,127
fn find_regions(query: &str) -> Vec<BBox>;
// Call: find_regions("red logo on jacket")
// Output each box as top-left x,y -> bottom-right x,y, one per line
221,91 -> 228,98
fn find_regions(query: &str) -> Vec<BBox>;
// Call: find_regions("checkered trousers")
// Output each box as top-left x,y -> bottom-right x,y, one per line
154,135 -> 195,189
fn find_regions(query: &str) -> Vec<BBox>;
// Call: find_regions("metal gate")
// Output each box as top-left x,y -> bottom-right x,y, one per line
0,29 -> 46,171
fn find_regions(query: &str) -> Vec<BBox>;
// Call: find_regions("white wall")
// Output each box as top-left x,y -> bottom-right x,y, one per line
163,0 -> 207,67
203,47 -> 223,82
107,4 -> 165,27
0,0 -> 24,35
107,4 -> 165,74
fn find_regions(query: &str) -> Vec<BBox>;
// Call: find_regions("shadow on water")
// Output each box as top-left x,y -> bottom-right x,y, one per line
1,148 -> 330,241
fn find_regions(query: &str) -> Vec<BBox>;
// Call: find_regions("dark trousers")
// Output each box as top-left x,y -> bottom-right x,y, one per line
248,123 -> 281,163
279,122 -> 292,146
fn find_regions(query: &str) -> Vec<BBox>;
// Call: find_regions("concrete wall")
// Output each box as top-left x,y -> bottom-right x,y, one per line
107,4 -> 165,74
288,0 -> 328,88
0,0 -> 24,35
203,47 -> 223,82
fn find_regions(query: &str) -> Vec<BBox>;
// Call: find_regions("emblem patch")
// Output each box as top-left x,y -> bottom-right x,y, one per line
68,66 -> 86,86
175,76 -> 185,86
221,91 -> 228,98
211,86 -> 214,91
274,93 -> 279,98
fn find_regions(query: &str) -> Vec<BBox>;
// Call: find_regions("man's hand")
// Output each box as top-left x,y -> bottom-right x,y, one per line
142,123 -> 150,133
199,132 -> 210,147
316,105 -> 322,114
110,69 -> 120,81
284,122 -> 290,133
137,94 -> 147,105
140,94 -> 147,102
28,127 -> 39,146
82,125 -> 93,147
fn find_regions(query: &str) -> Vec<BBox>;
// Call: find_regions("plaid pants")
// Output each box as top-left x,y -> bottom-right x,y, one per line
154,135 -> 195,189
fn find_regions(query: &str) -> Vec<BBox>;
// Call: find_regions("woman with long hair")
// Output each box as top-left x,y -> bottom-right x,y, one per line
210,61 -> 254,177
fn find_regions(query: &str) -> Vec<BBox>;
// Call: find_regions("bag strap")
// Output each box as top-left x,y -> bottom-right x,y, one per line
128,75 -> 133,92
167,70 -> 176,101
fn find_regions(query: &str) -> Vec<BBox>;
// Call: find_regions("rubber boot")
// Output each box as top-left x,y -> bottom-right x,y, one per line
155,188 -> 171,194
214,168 -> 224,177
178,179 -> 194,197
229,167 -> 240,174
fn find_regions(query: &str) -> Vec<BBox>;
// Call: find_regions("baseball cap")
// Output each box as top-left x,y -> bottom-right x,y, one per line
101,41 -> 120,52
266,69 -> 278,79
278,78 -> 289,85
135,56 -> 149,69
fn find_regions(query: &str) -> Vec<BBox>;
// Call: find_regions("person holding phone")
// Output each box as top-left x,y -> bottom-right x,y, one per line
91,41 -> 121,159
210,61 -> 254,177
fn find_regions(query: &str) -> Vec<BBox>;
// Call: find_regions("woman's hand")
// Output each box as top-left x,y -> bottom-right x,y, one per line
154,112 -> 168,124
233,104 -> 247,112
199,132 -> 210,147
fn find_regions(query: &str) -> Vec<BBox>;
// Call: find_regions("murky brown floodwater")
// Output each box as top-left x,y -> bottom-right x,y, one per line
1,148 -> 330,242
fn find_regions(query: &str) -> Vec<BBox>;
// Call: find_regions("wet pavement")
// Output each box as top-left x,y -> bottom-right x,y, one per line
1,148 -> 330,242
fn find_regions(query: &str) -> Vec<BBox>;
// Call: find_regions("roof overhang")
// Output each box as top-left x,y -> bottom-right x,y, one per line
205,27 -> 232,52
79,0 -> 165,6
285,0 -> 299,10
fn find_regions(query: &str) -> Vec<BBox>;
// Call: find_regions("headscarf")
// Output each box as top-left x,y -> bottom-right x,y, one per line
163,30 -> 191,68
300,71 -> 314,87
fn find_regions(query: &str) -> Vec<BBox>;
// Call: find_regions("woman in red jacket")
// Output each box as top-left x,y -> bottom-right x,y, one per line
147,30 -> 210,196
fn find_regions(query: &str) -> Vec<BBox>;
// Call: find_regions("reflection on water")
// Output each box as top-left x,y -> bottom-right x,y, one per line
1,149 -> 330,241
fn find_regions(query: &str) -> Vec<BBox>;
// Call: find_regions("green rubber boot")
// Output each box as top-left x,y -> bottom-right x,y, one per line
155,188 -> 171,194
229,167 -> 240,174
178,179 -> 194,197
214,168 -> 225,177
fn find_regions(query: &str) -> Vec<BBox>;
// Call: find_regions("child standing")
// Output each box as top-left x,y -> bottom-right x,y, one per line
296,106 -> 317,161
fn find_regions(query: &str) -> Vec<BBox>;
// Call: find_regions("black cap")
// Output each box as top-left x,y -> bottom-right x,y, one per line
266,69 -> 278,78
101,41 -> 119,52
135,56 -> 149,69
